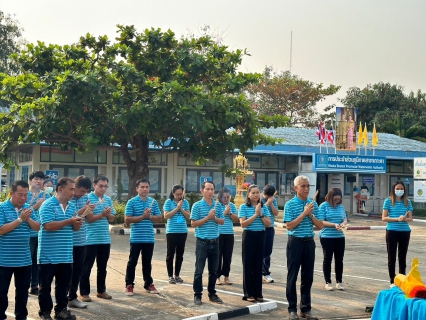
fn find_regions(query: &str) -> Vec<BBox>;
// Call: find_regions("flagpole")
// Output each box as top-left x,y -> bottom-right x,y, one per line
334,121 -> 337,154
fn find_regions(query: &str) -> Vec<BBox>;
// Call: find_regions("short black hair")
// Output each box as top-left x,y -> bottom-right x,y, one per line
136,178 -> 150,187
263,184 -> 276,196
75,175 -> 92,190
201,180 -> 215,190
43,179 -> 53,186
93,174 -> 108,185
29,171 -> 45,181
56,177 -> 75,192
169,184 -> 184,200
11,180 -> 29,193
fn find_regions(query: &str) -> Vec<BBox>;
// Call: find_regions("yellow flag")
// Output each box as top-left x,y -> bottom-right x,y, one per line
357,122 -> 363,146
363,122 -> 368,147
372,123 -> 379,147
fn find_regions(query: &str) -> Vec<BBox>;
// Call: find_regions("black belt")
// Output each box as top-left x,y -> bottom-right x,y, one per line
288,236 -> 314,241
197,237 -> 218,244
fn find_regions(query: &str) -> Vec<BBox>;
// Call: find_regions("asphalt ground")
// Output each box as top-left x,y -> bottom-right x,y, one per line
5,215 -> 426,320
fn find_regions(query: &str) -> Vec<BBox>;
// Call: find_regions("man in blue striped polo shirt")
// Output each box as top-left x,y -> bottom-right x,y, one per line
0,180 -> 40,320
190,181 -> 225,305
79,174 -> 116,302
67,176 -> 94,309
38,177 -> 83,320
284,176 -> 323,320
27,171 -> 50,296
124,179 -> 162,295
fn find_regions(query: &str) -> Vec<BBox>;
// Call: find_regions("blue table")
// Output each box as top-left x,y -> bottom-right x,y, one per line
372,286 -> 426,320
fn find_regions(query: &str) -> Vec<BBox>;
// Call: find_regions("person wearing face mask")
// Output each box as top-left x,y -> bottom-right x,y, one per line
43,179 -> 54,196
382,180 -> 413,288
216,187 -> 239,286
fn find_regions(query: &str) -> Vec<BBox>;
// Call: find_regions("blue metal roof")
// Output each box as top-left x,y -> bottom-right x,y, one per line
252,127 -> 426,160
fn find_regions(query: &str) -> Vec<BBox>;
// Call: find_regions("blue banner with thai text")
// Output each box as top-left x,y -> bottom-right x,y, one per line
313,154 -> 386,173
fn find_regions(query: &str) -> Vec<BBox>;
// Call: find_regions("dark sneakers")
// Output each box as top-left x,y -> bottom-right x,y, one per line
299,311 -> 319,320
194,296 -> 202,305
40,312 -> 53,320
208,294 -> 223,304
30,287 -> 39,295
54,309 -> 76,320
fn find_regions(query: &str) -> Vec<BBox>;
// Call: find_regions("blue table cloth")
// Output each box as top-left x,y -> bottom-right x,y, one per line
372,286 -> 426,320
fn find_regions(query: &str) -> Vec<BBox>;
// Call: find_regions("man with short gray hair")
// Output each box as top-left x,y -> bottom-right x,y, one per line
284,176 -> 323,320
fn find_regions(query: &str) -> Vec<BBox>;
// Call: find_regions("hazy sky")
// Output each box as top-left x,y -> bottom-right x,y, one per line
3,0 -> 426,111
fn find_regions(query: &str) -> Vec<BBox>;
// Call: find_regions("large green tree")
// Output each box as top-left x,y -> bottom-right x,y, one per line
246,66 -> 340,128
0,10 -> 26,75
341,82 -> 426,141
0,26 -> 286,198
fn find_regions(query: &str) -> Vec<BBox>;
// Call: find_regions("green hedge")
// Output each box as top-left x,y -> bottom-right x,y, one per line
413,209 -> 426,217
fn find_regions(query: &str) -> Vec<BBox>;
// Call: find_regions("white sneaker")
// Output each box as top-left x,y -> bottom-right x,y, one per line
68,298 -> 88,309
325,283 -> 334,291
336,282 -> 345,291
263,275 -> 274,283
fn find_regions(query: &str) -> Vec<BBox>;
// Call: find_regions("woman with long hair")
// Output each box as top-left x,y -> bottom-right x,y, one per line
382,180 -> 413,287
163,185 -> 190,284
238,185 -> 271,302
216,188 -> 239,285
319,188 -> 347,291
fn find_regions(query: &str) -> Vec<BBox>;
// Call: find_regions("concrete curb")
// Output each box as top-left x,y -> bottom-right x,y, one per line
182,301 -> 277,320
109,225 -> 160,235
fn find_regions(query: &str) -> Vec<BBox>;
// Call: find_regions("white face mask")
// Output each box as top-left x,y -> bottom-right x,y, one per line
395,190 -> 404,197
45,187 -> 54,194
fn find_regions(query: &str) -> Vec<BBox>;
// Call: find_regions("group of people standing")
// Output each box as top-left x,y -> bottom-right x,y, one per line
0,169 -> 414,320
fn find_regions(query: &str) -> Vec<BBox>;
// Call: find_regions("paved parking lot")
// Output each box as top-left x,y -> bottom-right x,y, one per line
5,215 -> 426,319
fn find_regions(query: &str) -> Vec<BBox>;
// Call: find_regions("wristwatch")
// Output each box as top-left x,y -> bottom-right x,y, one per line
17,217 -> 23,224
260,214 -> 264,218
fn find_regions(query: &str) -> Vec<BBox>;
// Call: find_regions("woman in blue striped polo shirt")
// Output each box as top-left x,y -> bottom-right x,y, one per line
238,185 -> 271,302
216,187 -> 239,286
382,180 -> 413,287
163,185 -> 190,284
319,188 -> 347,291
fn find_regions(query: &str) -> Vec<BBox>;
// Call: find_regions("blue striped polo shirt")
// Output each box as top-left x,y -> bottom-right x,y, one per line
318,202 -> 347,238
27,190 -> 51,238
238,203 -> 270,231
261,197 -> 278,227
38,197 -> 76,264
70,194 -> 89,247
85,192 -> 116,245
284,196 -> 322,238
383,198 -> 413,232
0,200 -> 35,267
125,196 -> 161,243
164,198 -> 190,234
190,199 -> 224,239
218,202 -> 237,235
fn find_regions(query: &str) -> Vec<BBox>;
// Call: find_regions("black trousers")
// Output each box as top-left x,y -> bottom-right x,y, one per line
386,230 -> 411,284
320,237 -> 345,283
125,243 -> 154,289
0,265 -> 31,320
80,244 -> 110,295
286,236 -> 315,313
38,263 -> 73,317
29,236 -> 39,289
68,246 -> 86,301
217,234 -> 234,278
242,230 -> 265,299
166,233 -> 187,277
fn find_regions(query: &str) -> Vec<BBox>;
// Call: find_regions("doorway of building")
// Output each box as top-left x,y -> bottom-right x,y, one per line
316,173 -> 328,205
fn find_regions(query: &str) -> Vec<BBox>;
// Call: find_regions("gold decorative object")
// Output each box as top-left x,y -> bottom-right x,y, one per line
233,153 -> 254,209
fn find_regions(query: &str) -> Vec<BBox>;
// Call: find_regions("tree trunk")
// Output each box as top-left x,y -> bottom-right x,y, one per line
121,134 -> 149,199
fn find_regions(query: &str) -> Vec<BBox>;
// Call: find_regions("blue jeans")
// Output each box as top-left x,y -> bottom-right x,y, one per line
0,265 -> 31,320
262,227 -> 275,276
193,238 -> 219,297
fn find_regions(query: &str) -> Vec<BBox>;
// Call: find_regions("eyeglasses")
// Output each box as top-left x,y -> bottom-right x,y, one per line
96,184 -> 109,189
333,197 -> 342,202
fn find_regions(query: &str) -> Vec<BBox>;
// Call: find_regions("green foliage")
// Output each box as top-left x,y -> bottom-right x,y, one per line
246,66 -> 340,128
0,10 -> 26,75
340,83 -> 426,141
152,192 -> 166,213
185,192 -> 202,209
413,208 -> 426,218
115,173 -> 124,202
0,187 -> 10,202
111,200 -> 126,225
0,25 -> 286,198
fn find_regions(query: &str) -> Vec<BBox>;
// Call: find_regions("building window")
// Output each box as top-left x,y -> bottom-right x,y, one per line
118,168 -> 162,193
113,151 -> 167,166
185,170 -> 223,193
21,166 -> 29,182
19,147 -> 33,162
49,165 -> 98,181
387,160 -> 412,174
40,146 -> 107,163
9,167 -> 15,184
358,174 -> 375,197
178,156 -> 224,167
250,171 -> 279,189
